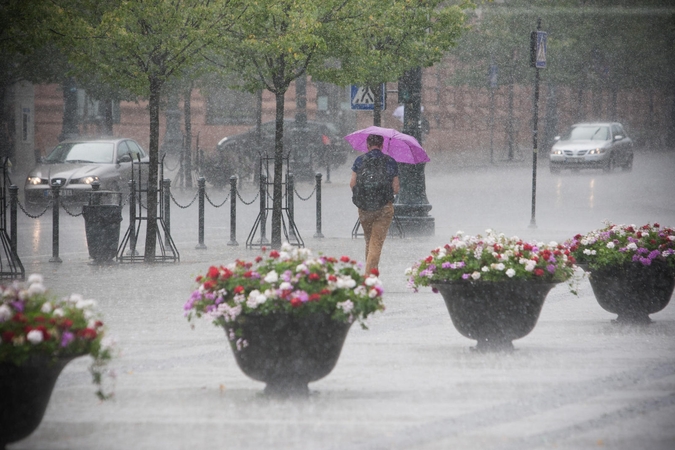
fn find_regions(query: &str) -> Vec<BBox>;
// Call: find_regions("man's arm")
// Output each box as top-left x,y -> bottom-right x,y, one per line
350,171 -> 357,189
392,176 -> 400,195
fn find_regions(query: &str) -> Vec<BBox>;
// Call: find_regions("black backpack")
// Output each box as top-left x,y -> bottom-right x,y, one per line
352,153 -> 394,211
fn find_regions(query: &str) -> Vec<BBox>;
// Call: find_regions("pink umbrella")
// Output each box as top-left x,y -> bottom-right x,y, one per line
344,126 -> 430,164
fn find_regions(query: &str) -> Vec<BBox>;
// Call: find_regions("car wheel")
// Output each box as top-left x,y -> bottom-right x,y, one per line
622,154 -> 633,172
603,155 -> 616,173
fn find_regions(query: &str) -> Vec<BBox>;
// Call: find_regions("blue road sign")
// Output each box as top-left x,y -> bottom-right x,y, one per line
350,84 -> 386,110
536,31 -> 547,69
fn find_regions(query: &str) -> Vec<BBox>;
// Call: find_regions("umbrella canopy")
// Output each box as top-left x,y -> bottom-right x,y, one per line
344,126 -> 430,164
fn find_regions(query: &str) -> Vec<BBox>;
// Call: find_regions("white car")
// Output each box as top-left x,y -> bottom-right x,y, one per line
549,122 -> 633,173
24,138 -> 148,209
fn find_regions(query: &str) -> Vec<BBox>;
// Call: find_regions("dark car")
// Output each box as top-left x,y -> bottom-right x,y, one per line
549,122 -> 634,173
201,120 -> 350,187
24,138 -> 148,209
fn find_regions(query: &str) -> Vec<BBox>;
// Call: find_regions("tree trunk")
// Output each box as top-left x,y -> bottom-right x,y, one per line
271,90 -> 285,249
372,83 -> 382,127
102,97 -> 113,136
144,77 -> 161,263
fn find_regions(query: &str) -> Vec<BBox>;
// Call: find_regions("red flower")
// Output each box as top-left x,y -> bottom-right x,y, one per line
654,223 -> 660,228
328,275 -> 337,282
320,289 -> 330,295
206,266 -> 220,279
203,280 -> 215,290
12,313 -> 26,323
269,250 -> 280,258
60,319 -> 74,329
534,268 -> 545,276
243,271 -> 253,278
290,298 -> 303,308
79,328 -> 97,340
425,256 -> 433,263
308,293 -> 321,302
308,273 -> 321,282
195,275 -> 203,282
370,268 -> 380,276
255,256 -> 263,263
523,243 -> 533,251
340,256 -> 350,263
234,285 -> 245,294
1,331 -> 15,342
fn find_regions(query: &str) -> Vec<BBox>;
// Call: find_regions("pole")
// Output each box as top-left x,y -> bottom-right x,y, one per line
163,179 -> 171,246
196,177 -> 206,249
9,185 -> 18,254
228,175 -> 238,246
314,173 -> 324,238
49,185 -> 62,263
530,19 -> 542,228
287,173 -> 296,241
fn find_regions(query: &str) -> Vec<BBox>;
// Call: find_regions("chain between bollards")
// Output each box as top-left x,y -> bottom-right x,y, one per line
314,173 -> 324,238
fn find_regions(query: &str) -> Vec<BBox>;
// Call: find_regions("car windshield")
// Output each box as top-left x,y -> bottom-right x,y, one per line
564,126 -> 610,141
45,142 -> 115,164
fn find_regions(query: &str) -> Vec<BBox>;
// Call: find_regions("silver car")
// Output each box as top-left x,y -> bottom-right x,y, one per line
24,138 -> 148,209
549,122 -> 634,173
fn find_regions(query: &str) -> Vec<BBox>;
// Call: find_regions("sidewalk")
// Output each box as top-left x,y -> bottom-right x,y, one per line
8,153 -> 675,450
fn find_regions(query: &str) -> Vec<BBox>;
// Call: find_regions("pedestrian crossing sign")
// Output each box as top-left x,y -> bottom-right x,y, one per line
350,84 -> 386,110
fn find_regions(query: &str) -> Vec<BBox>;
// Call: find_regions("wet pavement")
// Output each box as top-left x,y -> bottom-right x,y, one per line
7,150 -> 675,450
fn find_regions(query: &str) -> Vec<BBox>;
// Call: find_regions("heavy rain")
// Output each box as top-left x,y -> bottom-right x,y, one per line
1,1 -> 675,449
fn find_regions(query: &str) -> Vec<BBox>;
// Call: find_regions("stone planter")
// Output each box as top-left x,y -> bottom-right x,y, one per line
0,356 -> 77,450
431,281 -> 557,351
223,312 -> 352,396
584,261 -> 675,324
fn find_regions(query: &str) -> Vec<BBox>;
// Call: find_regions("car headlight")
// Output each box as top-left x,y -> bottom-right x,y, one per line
551,150 -> 563,155
588,148 -> 606,155
72,176 -> 100,184
27,176 -> 47,185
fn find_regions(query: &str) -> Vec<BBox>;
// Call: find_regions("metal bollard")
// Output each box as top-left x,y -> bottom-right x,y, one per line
9,185 -> 18,254
128,179 -> 137,255
163,179 -> 171,246
259,173 -> 267,244
196,176 -> 206,249
287,173 -> 296,240
49,185 -> 62,263
90,181 -> 101,205
314,173 -> 324,238
326,164 -> 331,183
227,175 -> 238,246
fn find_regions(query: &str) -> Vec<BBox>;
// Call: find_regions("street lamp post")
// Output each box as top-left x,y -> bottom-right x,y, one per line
396,67 -> 434,236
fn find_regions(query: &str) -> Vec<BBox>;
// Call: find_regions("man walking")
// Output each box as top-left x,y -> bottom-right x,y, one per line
350,134 -> 399,275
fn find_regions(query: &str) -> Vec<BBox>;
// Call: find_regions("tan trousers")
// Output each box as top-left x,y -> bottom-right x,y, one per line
358,203 -> 394,275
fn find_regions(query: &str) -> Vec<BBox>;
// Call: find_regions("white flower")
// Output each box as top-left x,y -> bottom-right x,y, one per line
281,242 -> 294,252
626,242 -> 638,251
368,288 -> 379,298
76,299 -> 96,310
471,271 -> 481,280
27,283 -> 46,296
354,285 -> 367,296
606,242 -> 615,249
27,274 -> 44,285
337,300 -> 354,313
40,302 -> 52,314
493,263 -> 505,271
246,290 -> 267,308
26,329 -> 43,344
66,294 -> 83,304
364,275 -> 380,287
481,266 -> 490,272
506,268 -> 516,278
525,261 -> 536,272
264,271 -> 279,283
0,304 -> 12,321
279,281 -> 293,291
404,267 -> 413,276
549,241 -> 559,247
295,264 -> 307,273
53,308 -> 64,317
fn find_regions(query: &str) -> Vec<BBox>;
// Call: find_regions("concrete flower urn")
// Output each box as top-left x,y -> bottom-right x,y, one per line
585,261 -> 675,324
0,356 -> 77,450
223,312 -> 352,396
431,281 -> 557,351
